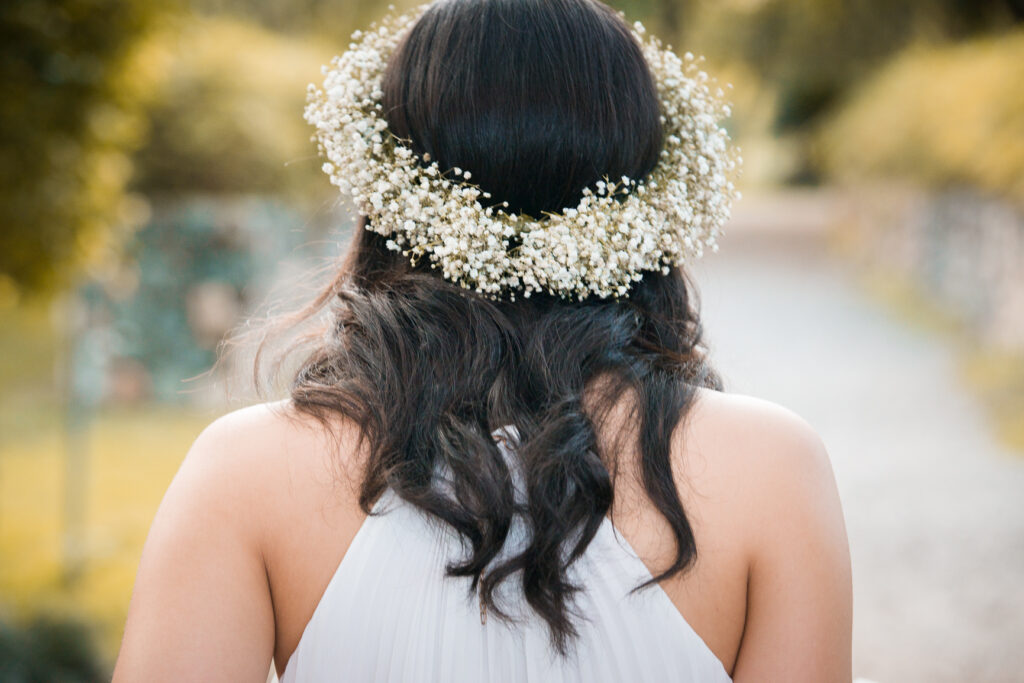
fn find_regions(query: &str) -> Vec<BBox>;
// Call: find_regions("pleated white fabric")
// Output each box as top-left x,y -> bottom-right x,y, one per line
281,426 -> 731,682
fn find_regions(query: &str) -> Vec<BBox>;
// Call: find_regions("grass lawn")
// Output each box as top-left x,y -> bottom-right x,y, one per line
0,405 -> 219,663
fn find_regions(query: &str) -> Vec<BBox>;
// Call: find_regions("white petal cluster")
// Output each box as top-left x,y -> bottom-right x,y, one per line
304,4 -> 741,300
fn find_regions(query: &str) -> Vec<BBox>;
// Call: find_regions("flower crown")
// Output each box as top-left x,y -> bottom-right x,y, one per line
305,3 -> 741,300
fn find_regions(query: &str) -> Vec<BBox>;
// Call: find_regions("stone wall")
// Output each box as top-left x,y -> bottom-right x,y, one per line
835,184 -> 1024,350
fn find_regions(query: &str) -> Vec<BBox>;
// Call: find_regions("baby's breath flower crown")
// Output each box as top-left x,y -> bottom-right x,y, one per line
305,3 -> 741,300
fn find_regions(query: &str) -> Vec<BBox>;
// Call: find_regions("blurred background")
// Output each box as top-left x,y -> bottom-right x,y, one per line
1,0 -> 1022,680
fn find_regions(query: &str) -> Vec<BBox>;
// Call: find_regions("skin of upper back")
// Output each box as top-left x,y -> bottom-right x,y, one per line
113,387 -> 853,682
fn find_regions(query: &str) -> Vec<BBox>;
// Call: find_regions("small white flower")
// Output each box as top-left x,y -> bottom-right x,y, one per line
304,3 -> 741,300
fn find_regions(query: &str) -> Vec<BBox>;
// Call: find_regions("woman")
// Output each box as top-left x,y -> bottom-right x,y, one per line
114,0 -> 852,680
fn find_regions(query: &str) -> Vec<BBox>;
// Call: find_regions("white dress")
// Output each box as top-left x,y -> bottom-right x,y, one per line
281,426 -> 731,682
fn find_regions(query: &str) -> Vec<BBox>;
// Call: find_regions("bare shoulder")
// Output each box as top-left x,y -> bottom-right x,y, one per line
689,387 -> 827,451
188,400 -> 345,470
684,387 -> 834,488
172,400 -> 367,552
683,389 -> 851,681
116,401 -> 363,680
679,387 -> 847,563
185,400 -> 362,491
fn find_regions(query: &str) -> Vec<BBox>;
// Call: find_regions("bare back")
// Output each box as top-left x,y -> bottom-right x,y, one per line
114,387 -> 851,682
259,386 -> 847,677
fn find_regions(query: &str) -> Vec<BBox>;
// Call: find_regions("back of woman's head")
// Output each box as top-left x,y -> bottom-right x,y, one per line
381,0 -> 662,218
287,0 -> 721,654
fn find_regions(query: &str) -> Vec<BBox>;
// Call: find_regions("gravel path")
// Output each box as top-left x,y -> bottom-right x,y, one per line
692,198 -> 1024,683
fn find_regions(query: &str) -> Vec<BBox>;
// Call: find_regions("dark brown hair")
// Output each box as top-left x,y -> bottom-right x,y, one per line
282,0 -> 720,654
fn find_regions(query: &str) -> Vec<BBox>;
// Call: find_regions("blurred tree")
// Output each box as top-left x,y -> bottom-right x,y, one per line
817,31 -> 1024,200
612,0 -> 694,36
684,0 -> 1021,183
0,613 -> 107,682
74,196 -> 322,402
0,0 -> 177,299
186,0 -> 405,37
181,0 -> 698,42
131,17 -> 331,201
696,0 -> 1022,132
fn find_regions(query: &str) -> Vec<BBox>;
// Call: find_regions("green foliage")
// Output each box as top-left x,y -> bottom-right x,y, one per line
4,0 -> 1018,301
692,0 -> 1021,131
186,0 -> 410,37
132,17 -> 333,200
76,196 -> 309,401
816,31 -> 1024,200
0,613 -> 107,682
611,0 -> 694,36
0,0 -> 175,298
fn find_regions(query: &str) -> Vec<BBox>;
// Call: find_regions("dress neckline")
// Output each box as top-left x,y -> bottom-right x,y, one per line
280,424 -> 731,680
281,485 -> 729,680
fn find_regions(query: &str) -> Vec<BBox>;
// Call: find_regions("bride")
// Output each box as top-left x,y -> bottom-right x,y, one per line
113,0 -> 852,680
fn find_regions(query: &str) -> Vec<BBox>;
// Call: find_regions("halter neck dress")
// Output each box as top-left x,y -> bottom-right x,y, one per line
281,426 -> 731,682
